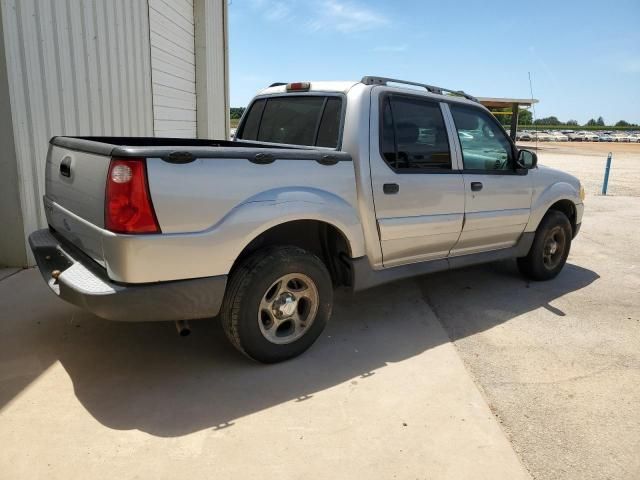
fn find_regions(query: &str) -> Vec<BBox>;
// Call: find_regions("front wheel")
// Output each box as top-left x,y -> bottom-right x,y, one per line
517,210 -> 572,281
221,246 -> 333,363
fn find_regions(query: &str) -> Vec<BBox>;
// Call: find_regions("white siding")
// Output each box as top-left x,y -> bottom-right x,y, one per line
1,0 -> 154,262
149,0 -> 196,137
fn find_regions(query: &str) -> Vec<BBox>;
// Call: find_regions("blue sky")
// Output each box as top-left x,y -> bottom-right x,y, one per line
228,0 -> 640,124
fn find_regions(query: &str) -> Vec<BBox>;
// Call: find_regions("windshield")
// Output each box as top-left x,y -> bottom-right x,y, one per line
237,95 -> 343,148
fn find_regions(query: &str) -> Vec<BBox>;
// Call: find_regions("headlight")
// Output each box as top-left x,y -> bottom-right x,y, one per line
579,184 -> 586,201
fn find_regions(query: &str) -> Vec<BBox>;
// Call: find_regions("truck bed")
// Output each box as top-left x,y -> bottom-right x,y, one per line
44,136 -> 356,284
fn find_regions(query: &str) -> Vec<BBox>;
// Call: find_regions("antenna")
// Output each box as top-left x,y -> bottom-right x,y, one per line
528,72 -> 538,148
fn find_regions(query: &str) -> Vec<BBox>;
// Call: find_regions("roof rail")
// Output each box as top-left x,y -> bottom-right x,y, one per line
360,76 -> 478,102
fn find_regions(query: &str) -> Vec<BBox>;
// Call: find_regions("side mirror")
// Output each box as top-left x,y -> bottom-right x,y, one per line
517,149 -> 537,169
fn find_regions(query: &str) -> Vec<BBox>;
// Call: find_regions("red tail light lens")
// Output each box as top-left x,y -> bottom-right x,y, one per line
105,158 -> 160,234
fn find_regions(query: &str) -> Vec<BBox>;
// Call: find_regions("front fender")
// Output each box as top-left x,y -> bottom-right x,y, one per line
525,181 -> 582,232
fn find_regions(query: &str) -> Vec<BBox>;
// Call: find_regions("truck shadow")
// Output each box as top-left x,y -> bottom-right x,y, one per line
0,261 -> 598,437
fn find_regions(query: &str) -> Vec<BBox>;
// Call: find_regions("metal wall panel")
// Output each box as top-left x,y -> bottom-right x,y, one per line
1,0 -> 154,262
149,0 -> 196,137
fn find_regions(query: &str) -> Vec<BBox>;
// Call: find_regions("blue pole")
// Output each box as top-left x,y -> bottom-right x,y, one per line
602,152 -> 612,195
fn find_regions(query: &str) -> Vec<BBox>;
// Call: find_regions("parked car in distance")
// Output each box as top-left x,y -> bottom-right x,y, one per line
569,131 -> 598,142
611,133 -> 630,142
627,134 -> 640,143
531,131 -> 553,141
549,132 -> 569,141
29,76 -> 585,363
598,133 -> 614,142
516,131 -> 532,141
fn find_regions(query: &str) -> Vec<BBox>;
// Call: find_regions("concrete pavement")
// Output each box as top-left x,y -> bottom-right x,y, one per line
0,269 -> 529,479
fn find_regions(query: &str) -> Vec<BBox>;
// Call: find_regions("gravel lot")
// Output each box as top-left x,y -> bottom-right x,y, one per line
518,141 -> 640,197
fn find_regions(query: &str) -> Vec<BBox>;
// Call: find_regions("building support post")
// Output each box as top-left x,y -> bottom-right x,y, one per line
0,5 -> 27,267
510,103 -> 519,141
194,0 -> 229,139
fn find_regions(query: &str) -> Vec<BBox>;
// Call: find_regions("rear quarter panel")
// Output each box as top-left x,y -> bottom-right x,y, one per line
107,157 -> 367,283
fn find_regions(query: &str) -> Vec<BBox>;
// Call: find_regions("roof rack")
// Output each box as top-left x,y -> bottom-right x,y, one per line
360,76 -> 478,102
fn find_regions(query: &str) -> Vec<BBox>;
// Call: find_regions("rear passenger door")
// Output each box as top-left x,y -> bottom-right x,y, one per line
370,92 -> 465,267
447,103 -> 533,256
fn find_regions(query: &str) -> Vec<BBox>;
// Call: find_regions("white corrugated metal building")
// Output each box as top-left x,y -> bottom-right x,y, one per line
0,0 -> 229,267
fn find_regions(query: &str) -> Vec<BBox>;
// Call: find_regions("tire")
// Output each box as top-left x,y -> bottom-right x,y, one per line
220,246 -> 333,363
517,210 -> 572,281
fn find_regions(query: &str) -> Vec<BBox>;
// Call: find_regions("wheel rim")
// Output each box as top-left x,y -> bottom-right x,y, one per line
542,226 -> 566,270
258,273 -> 319,345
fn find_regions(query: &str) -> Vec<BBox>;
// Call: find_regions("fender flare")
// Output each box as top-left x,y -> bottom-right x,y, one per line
209,187 -> 366,272
525,181 -> 581,232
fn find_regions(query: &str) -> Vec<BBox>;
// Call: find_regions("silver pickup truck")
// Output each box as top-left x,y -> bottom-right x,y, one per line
30,76 -> 584,363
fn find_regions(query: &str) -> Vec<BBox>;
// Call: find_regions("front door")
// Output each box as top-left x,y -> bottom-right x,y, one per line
446,103 -> 533,256
370,91 -> 465,267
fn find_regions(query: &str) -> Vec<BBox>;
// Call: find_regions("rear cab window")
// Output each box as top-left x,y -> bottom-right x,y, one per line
237,95 -> 344,148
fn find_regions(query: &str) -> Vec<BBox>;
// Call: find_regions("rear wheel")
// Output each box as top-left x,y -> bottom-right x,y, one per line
221,246 -> 333,363
517,210 -> 572,281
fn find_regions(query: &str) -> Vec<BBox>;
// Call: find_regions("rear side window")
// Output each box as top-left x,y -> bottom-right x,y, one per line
380,95 -> 451,171
316,97 -> 342,147
239,99 -> 265,140
238,96 -> 343,148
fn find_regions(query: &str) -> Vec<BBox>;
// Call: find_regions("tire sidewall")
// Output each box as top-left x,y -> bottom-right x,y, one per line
234,250 -> 333,363
530,211 -> 572,279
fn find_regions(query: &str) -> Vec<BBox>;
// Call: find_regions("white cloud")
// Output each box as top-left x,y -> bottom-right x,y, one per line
249,0 -> 389,34
307,0 -> 389,33
264,2 -> 293,22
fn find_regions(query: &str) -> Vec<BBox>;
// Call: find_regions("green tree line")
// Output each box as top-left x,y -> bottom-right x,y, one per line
492,109 -> 638,128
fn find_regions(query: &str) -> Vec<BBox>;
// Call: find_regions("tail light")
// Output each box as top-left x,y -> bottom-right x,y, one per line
105,158 -> 160,234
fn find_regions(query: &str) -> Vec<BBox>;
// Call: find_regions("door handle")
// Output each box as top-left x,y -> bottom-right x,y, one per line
383,183 -> 399,194
470,182 -> 483,192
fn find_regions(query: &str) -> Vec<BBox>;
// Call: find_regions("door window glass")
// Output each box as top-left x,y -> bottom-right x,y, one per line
380,96 -> 451,171
450,104 -> 514,171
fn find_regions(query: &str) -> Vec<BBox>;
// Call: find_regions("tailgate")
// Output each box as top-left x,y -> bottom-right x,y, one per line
44,143 -> 110,265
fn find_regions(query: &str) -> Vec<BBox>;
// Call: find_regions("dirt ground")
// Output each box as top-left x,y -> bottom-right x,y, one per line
519,140 -> 640,157
518,141 -> 640,197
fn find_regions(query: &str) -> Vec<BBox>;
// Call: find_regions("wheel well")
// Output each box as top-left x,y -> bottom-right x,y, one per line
233,220 -> 354,287
548,200 -> 577,234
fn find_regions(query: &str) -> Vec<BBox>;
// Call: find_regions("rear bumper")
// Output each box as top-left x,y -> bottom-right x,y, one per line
29,229 -> 227,322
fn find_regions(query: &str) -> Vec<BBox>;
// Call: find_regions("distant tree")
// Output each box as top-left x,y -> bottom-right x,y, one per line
596,116 -> 605,126
534,116 -> 561,126
566,119 -> 578,126
615,120 -> 630,127
518,109 -> 533,125
586,118 -> 598,126
230,107 -> 246,120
